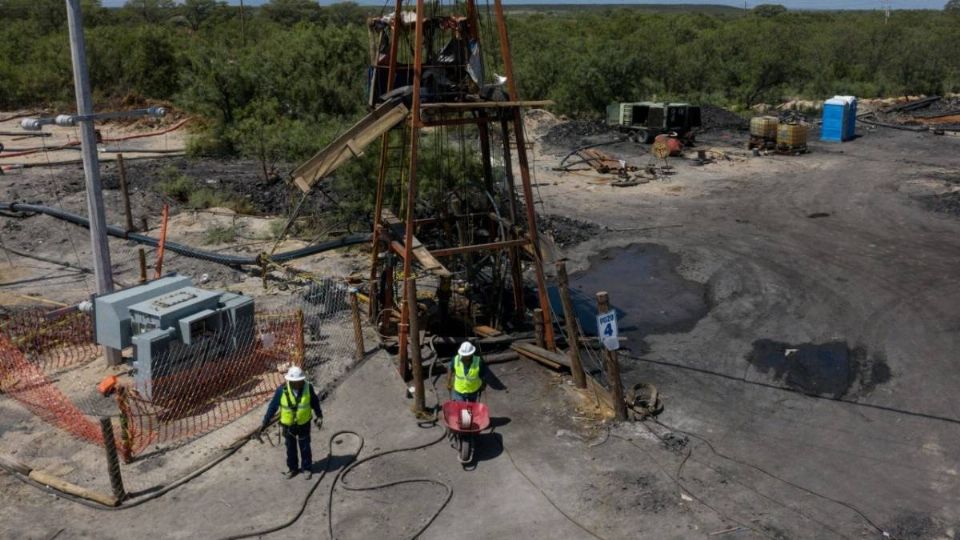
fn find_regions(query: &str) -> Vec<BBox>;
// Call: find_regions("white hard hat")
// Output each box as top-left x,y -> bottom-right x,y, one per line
285,366 -> 306,382
458,341 -> 476,357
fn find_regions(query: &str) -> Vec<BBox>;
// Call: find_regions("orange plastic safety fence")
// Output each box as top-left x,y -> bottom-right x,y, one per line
0,306 -> 306,460
0,307 -> 100,373
115,311 -> 300,457
0,334 -> 103,445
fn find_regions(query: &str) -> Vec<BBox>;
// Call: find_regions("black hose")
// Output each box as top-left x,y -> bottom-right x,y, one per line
220,430 -> 364,540
0,202 -> 371,268
329,429 -> 451,540
221,428 -> 451,540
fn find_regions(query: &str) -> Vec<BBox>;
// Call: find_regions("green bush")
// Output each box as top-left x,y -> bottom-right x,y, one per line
157,173 -> 195,202
203,224 -> 238,245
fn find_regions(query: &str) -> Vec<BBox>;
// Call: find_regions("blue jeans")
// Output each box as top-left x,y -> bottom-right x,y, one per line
451,390 -> 479,402
283,424 -> 312,472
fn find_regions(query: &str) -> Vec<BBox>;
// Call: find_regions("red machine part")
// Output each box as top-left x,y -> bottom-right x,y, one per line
654,134 -> 684,156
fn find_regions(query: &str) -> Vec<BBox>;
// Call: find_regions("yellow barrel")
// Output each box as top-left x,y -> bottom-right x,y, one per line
777,123 -> 808,147
750,116 -> 779,139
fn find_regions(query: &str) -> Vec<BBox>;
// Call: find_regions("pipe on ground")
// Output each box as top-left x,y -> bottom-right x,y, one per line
0,202 -> 371,268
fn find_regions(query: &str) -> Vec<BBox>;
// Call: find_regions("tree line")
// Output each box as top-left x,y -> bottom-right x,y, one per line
1,0 -> 959,163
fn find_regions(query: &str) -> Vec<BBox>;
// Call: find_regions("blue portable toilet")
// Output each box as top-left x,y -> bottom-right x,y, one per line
822,95 -> 857,142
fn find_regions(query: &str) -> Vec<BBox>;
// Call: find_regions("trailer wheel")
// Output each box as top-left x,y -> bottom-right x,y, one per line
636,130 -> 651,144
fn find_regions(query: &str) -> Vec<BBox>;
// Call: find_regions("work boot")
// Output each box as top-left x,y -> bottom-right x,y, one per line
303,470 -> 313,481
283,470 -> 298,479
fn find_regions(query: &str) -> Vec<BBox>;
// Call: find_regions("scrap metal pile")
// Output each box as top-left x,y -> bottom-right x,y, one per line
860,95 -> 960,134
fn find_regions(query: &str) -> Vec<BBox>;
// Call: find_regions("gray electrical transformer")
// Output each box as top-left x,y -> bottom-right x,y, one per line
93,275 -> 255,400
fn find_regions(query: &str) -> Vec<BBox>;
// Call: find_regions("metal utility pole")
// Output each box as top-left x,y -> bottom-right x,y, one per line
65,0 -> 122,366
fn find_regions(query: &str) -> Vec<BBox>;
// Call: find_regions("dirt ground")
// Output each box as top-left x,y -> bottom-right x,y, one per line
2,112 -> 960,539
0,110 -> 187,168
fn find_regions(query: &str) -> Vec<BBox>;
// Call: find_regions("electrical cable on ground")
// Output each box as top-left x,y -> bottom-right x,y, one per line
501,444 -> 606,540
608,431 -> 771,539
651,419 -> 888,537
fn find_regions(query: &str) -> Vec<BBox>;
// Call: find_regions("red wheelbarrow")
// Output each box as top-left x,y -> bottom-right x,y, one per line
441,400 -> 490,465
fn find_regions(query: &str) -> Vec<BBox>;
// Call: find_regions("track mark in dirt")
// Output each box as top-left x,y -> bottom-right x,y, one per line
746,340 -> 891,399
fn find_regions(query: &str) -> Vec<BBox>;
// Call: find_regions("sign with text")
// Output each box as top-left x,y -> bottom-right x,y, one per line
596,310 -> 619,351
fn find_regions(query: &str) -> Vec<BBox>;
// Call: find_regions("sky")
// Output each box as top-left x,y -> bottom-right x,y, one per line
98,0 -> 948,8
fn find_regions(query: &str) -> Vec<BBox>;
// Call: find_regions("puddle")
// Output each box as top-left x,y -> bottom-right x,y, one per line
560,244 -> 709,338
746,340 -> 891,398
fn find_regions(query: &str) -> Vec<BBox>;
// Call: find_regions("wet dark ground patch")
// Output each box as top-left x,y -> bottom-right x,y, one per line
567,244 -> 710,338
913,170 -> 960,217
746,340 -> 891,399
884,512 -> 956,540
919,191 -> 960,217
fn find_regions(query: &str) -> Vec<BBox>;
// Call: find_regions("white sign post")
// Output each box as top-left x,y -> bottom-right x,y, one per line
596,310 -> 619,351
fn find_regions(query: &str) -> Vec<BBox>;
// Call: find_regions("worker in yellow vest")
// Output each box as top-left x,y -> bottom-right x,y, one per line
260,366 -> 323,479
447,341 -> 490,402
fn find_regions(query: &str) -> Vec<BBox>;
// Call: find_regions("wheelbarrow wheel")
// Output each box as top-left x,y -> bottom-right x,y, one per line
459,435 -> 473,464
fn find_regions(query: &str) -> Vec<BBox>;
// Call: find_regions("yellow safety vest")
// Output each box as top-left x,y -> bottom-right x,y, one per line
279,383 -> 312,426
453,355 -> 482,394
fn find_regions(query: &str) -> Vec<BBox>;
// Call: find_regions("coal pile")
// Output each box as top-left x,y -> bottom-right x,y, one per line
911,96 -> 960,117
101,157 -> 300,215
538,214 -> 605,247
541,120 -> 620,150
700,105 -> 748,130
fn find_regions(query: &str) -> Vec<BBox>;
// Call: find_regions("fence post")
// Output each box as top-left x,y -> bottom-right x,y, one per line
137,248 -> 147,283
295,308 -> 305,368
533,308 -> 545,349
596,291 -> 627,421
349,288 -> 364,361
154,204 -> 169,279
99,417 -> 125,502
115,387 -> 133,462
556,261 -> 586,389
368,280 -> 379,324
406,278 -> 426,415
117,154 -> 135,233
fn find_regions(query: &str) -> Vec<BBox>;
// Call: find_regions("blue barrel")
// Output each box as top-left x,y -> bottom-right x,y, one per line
821,96 -> 857,142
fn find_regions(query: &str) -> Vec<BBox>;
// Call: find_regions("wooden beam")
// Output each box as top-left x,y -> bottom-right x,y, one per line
421,116 -> 497,128
293,98 -> 409,192
431,238 -> 528,258
0,455 -> 31,476
420,100 -> 554,110
29,469 -> 119,507
511,342 -> 570,370
382,209 -> 451,277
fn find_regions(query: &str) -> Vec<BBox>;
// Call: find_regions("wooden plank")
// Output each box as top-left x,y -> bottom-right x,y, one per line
511,342 -> 570,370
0,455 -> 32,476
293,98 -> 409,192
29,470 -> 119,507
473,325 -> 502,338
381,209 -> 451,278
